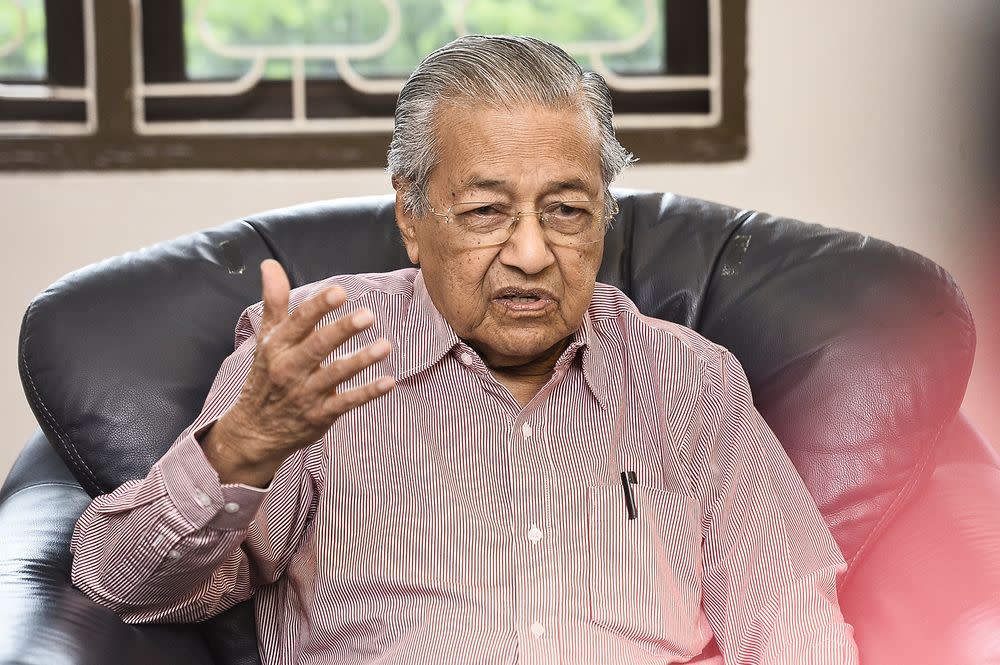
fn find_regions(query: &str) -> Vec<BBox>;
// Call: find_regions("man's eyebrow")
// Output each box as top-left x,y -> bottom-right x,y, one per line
459,177 -> 508,193
458,177 -> 597,196
548,178 -> 597,196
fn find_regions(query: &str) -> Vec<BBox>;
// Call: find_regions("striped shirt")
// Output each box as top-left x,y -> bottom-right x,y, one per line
71,268 -> 858,664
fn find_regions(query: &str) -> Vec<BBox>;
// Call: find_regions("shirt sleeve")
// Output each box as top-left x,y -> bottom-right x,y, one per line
693,350 -> 860,664
70,305 -> 321,624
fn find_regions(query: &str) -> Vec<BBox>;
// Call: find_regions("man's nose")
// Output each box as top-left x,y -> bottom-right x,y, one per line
498,213 -> 556,274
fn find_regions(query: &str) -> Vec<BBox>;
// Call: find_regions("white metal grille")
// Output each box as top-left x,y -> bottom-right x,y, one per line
132,0 -> 722,136
0,0 -> 97,136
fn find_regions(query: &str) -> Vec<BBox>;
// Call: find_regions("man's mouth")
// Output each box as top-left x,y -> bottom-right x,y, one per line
494,287 -> 556,300
492,288 -> 556,314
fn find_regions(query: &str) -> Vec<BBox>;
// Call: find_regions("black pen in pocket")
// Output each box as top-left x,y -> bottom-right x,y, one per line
620,470 -> 638,520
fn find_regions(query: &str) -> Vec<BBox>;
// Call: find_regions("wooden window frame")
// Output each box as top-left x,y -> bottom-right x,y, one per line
0,0 -> 746,170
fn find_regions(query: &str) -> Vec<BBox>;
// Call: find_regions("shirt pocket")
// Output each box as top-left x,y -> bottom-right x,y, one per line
586,483 -> 705,658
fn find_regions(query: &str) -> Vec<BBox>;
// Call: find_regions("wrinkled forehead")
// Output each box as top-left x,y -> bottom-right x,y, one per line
430,90 -> 600,139
428,101 -> 604,196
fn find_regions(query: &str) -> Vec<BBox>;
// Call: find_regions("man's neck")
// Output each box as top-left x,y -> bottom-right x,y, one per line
490,369 -> 552,408
476,337 -> 571,408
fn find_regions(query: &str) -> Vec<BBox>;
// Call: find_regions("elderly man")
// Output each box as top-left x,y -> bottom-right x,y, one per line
71,35 -> 859,664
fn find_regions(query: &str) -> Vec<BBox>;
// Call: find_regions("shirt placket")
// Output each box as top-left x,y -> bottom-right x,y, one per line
453,342 -> 572,664
508,404 -> 562,665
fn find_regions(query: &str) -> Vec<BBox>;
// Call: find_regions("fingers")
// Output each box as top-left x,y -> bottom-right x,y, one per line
258,259 -> 348,346
256,261 -> 390,403
320,375 -> 396,419
278,306 -> 376,377
304,338 -> 392,395
283,285 -> 348,343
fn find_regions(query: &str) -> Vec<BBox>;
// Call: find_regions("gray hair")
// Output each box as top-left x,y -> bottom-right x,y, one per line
386,34 -> 635,217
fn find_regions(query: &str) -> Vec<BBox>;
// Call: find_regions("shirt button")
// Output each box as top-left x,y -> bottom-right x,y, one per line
223,502 -> 240,514
527,525 -> 543,543
166,549 -> 182,561
521,422 -> 533,439
459,352 -> 474,366
530,622 -> 545,638
194,489 -> 211,508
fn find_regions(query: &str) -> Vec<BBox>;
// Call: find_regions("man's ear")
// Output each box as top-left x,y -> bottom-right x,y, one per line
392,176 -> 420,265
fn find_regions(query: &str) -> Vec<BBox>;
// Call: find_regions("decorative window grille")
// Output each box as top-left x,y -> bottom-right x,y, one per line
0,0 -> 96,137
0,0 -> 746,170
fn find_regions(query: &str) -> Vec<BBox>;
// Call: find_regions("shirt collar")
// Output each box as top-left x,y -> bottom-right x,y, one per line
391,270 -> 461,382
393,270 -> 611,409
563,310 -> 611,409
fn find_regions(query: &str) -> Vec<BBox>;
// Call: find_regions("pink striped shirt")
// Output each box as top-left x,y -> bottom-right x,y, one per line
71,268 -> 858,664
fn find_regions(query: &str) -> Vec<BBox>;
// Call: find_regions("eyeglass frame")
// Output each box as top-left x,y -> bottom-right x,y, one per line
422,192 -> 620,247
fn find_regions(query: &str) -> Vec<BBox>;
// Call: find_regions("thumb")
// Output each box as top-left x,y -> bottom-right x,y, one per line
260,259 -> 291,332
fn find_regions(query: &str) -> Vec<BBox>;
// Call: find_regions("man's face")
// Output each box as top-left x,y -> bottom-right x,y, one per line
395,102 -> 606,370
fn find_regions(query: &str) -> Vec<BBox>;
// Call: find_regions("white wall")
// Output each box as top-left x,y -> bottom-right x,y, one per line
2,0 -> 996,481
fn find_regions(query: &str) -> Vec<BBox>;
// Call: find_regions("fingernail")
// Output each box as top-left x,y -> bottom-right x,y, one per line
373,339 -> 391,356
377,377 -> 395,391
325,289 -> 341,306
352,309 -> 373,326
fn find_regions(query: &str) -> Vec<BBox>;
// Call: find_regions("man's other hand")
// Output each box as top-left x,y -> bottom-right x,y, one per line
201,259 -> 395,487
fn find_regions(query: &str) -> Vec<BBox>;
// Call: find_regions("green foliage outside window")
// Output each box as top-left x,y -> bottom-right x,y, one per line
184,0 -> 664,80
0,0 -> 664,83
0,0 -> 46,80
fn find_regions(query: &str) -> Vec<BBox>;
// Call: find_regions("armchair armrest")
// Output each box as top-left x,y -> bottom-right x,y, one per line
0,432 -> 215,665
840,460 -> 1000,665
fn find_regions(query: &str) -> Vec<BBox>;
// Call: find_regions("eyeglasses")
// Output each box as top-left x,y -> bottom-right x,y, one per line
426,198 -> 618,248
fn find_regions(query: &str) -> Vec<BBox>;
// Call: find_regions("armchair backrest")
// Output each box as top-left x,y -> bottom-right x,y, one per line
18,191 -> 975,575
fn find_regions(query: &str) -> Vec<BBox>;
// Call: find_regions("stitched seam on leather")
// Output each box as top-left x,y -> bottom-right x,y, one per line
841,419 -> 943,585
692,209 -> 755,332
18,306 -> 103,495
844,256 -> 979,580
19,365 -> 100,493
3,481 -> 87,502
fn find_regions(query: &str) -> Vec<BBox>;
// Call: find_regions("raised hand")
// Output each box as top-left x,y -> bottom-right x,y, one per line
201,259 -> 395,486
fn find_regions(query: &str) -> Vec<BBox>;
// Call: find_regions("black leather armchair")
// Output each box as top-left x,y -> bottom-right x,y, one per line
3,192 -> 998,665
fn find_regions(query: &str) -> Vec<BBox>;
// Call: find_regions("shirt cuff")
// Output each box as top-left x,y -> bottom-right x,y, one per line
159,428 -> 268,531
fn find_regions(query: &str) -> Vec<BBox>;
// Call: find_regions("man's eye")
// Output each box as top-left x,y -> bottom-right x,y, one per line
547,203 -> 587,220
468,205 -> 505,218
457,205 -> 510,227
454,204 -> 510,232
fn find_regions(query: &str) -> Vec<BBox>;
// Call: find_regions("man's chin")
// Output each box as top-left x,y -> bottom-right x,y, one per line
470,332 -> 571,370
